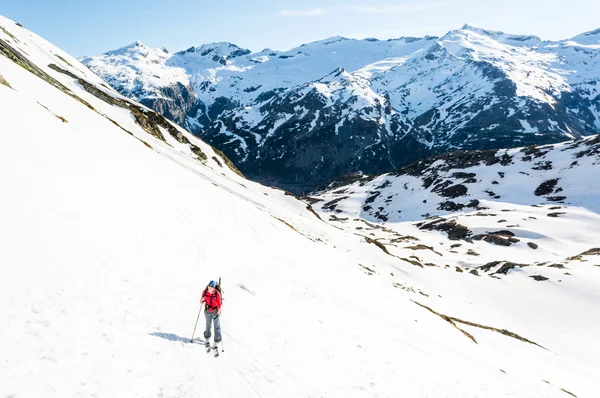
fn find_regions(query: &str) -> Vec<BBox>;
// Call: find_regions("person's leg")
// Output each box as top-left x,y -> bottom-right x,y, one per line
203,310 -> 213,342
213,312 -> 222,344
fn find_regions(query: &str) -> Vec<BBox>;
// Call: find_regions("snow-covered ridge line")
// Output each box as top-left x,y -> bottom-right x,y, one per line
83,22 -> 600,193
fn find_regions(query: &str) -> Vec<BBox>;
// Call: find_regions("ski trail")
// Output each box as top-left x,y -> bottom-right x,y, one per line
209,333 -> 306,398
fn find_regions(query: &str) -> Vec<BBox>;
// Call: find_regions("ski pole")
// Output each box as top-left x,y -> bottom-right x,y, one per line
190,306 -> 202,343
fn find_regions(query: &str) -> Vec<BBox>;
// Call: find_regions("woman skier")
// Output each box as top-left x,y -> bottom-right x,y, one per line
200,280 -> 222,351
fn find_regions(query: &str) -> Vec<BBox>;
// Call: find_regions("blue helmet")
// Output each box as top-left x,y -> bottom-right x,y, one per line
208,280 -> 217,288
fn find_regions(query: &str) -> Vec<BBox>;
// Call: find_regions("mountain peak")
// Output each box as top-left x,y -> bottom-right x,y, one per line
461,23 -> 494,33
317,66 -> 351,83
105,40 -> 149,56
301,36 -> 351,48
175,42 -> 251,59
451,24 -> 541,46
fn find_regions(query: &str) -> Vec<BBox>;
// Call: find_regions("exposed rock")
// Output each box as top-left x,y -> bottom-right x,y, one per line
547,196 -> 567,202
437,199 -> 479,211
0,74 -> 12,88
534,179 -> 560,196
547,212 -> 566,218
579,248 -> 600,256
527,242 -> 539,249
359,264 -> 376,275
412,300 -> 547,349
473,233 -> 519,246
322,196 -> 348,211
548,263 -> 565,269
480,261 -> 527,274
566,248 -> 600,261
211,156 -> 223,167
560,388 -> 577,397
530,275 -> 549,281
489,230 -> 515,236
405,244 -> 443,256
48,63 -> 78,79
400,257 -> 424,267
532,161 -> 553,170
495,262 -> 526,274
451,172 -> 476,180
418,219 -> 471,240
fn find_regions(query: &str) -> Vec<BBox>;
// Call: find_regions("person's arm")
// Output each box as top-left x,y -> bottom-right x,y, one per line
216,292 -> 222,315
200,289 -> 206,303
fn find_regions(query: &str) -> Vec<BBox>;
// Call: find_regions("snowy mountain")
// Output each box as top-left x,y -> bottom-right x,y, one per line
2,15 -> 600,397
310,135 -> 600,222
83,25 -> 600,193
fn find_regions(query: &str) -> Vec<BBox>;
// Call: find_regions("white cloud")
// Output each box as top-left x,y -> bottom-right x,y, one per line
278,9 -> 326,17
352,1 -> 448,14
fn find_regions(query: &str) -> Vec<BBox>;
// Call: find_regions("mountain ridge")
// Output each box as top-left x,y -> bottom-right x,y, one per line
84,24 -> 600,194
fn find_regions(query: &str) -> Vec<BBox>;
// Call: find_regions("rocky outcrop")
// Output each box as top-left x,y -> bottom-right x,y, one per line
139,83 -> 198,126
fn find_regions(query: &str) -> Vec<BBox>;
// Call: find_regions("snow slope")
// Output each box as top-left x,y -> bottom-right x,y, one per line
2,16 -> 600,398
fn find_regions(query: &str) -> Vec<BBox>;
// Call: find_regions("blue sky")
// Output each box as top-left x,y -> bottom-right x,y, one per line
1,0 -> 597,56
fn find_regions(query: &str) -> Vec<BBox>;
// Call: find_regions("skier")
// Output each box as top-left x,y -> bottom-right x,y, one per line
200,280 -> 222,350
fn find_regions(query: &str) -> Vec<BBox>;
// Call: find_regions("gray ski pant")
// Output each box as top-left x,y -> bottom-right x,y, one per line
203,310 -> 222,343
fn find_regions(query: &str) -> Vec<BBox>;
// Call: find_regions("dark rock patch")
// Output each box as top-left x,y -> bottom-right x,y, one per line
530,275 -> 549,281
365,191 -> 381,204
548,263 -> 565,269
546,196 -> 566,202
580,248 -> 600,256
527,242 -> 539,249
0,74 -> 12,88
359,264 -> 376,275
480,261 -> 527,274
451,172 -> 476,179
439,184 -> 468,198
567,248 -> 600,261
418,219 -> 471,240
534,179 -> 560,196
473,234 -> 519,246
438,201 -> 465,211
405,244 -> 443,256
489,230 -> 515,236
532,161 -> 553,170
495,262 -> 527,274
211,156 -> 223,167
322,196 -> 348,211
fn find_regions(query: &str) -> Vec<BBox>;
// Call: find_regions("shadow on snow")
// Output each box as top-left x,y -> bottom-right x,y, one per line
149,332 -> 205,345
